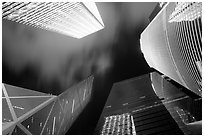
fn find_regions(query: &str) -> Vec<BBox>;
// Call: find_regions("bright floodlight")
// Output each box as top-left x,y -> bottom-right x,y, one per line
2,2 -> 105,39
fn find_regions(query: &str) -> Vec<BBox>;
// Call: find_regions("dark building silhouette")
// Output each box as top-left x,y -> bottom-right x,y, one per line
2,76 -> 94,135
95,72 -> 201,135
149,3 -> 161,22
141,2 -> 202,96
148,2 -> 167,22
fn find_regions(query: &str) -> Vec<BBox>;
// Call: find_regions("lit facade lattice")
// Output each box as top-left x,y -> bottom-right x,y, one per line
101,113 -> 136,135
150,72 -> 202,134
2,2 -> 104,38
2,76 -> 94,135
140,2 -> 202,96
169,2 -> 202,23
95,72 -> 201,135
174,107 -> 196,124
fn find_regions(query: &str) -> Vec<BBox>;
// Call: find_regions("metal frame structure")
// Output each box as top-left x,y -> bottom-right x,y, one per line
2,76 -> 94,135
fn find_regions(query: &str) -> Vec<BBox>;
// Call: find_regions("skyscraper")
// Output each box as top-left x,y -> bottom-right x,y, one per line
95,72 -> 201,135
2,76 -> 94,135
140,2 -> 202,96
150,72 -> 202,134
2,2 -> 104,39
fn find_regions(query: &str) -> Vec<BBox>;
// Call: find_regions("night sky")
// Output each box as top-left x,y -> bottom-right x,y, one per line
2,2 -> 157,134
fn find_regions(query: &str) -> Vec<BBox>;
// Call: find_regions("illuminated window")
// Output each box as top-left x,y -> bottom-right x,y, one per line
2,2 -> 104,39
169,2 -> 202,23
101,113 -> 136,135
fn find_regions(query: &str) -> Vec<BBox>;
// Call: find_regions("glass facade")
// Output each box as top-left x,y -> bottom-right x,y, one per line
140,2 -> 202,96
151,72 -> 202,134
95,72 -> 201,135
2,76 -> 94,135
2,2 -> 104,38
101,113 -> 136,135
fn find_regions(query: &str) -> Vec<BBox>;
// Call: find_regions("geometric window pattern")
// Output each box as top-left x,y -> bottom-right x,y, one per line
169,2 -> 202,23
2,2 -> 104,39
2,75 -> 94,135
11,125 -> 27,135
174,107 -> 197,124
150,72 -> 202,134
101,113 -> 136,135
140,2 -> 202,96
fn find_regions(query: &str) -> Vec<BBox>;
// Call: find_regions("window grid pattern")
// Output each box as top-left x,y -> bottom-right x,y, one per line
101,113 -> 136,135
2,2 -> 104,39
166,3 -> 202,95
141,2 -> 202,96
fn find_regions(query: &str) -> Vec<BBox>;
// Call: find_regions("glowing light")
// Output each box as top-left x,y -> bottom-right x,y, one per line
13,105 -> 24,110
52,117 -> 56,135
71,99 -> 75,113
83,89 -> 86,101
122,103 -> 128,106
106,105 -> 111,108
